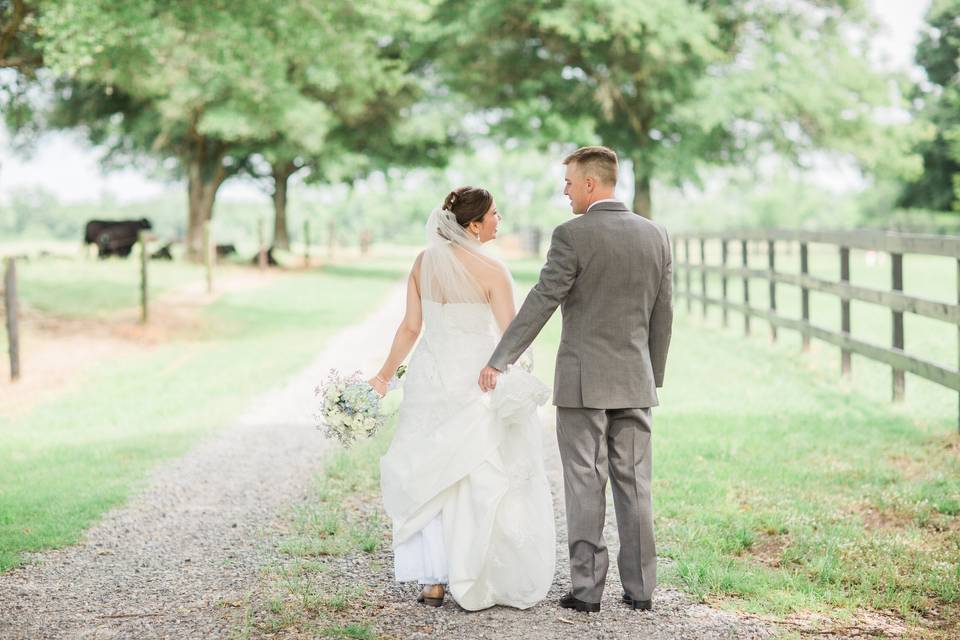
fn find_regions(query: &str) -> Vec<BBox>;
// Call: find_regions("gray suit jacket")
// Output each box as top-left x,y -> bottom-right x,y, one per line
488,200 -> 673,409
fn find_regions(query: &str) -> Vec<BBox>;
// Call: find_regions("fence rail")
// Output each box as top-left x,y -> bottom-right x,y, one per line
673,229 -> 960,429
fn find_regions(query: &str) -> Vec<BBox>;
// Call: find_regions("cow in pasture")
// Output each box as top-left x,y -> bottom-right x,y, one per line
250,247 -> 280,267
83,219 -> 152,258
151,243 -> 174,260
215,244 -> 237,258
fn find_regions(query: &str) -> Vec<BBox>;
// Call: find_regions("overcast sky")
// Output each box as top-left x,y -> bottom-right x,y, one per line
0,0 -> 934,205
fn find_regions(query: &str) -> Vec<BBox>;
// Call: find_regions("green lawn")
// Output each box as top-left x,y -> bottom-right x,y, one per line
11,255 -> 203,318
0,266 -> 394,572
651,310 -> 958,625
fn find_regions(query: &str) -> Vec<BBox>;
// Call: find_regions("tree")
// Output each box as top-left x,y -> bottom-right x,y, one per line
34,1 -> 451,257
241,0 -> 449,250
251,2 -> 455,251
1,0 -> 46,149
35,2 -> 382,259
427,0 -> 922,218
0,0 -> 41,73
33,2 -> 281,257
898,0 -> 960,212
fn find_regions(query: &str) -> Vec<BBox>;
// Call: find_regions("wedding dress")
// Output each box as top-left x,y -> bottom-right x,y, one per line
379,206 -> 556,611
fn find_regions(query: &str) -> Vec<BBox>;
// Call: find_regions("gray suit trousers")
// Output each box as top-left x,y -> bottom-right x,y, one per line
556,407 -> 656,603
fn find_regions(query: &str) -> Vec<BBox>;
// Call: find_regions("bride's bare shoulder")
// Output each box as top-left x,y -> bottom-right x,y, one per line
488,261 -> 513,291
411,250 -> 426,280
469,253 -> 513,291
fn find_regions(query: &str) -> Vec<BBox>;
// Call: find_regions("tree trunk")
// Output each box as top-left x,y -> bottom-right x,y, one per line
271,160 -> 299,251
185,139 -> 227,261
632,161 -> 653,218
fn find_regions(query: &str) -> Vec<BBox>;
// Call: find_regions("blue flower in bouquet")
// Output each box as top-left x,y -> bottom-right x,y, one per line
313,367 -> 405,447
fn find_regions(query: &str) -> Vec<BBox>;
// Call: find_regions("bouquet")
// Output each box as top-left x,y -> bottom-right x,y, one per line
314,366 -> 406,446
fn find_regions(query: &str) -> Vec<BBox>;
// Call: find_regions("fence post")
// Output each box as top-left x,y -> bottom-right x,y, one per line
741,239 -> 750,336
672,237 -> 678,302
304,220 -> 311,268
700,238 -> 707,318
684,238 -> 692,313
800,242 -> 810,352
721,239 -> 729,327
768,239 -> 777,342
892,253 -> 905,402
203,220 -> 213,294
3,257 -> 19,381
840,246 -> 851,377
139,231 -> 149,324
258,219 -> 267,271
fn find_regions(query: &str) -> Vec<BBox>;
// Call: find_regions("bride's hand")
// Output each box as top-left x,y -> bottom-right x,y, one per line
368,376 -> 388,397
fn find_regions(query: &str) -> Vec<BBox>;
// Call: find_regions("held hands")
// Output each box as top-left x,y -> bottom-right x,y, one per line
478,365 -> 502,392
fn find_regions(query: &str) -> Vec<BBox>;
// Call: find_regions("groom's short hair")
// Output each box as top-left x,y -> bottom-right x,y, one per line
563,146 -> 618,186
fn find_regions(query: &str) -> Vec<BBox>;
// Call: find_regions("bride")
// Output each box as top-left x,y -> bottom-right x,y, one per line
367,186 -> 556,611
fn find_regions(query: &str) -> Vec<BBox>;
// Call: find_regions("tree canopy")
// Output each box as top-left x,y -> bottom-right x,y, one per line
898,0 -> 960,212
0,0 -> 947,241
29,0 -> 449,256
425,0 -> 923,217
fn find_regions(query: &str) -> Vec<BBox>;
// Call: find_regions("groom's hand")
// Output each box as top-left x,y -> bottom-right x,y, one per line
478,366 -> 502,392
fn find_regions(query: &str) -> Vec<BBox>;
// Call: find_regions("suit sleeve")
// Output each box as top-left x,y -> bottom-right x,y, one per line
487,224 -> 578,371
649,228 -> 673,387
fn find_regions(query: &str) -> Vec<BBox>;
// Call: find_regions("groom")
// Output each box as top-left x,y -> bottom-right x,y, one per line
479,145 -> 673,613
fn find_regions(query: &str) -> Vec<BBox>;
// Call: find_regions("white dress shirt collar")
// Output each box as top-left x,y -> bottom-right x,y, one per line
586,198 -> 620,212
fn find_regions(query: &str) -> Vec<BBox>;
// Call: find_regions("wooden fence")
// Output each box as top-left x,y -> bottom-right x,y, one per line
3,256 -> 19,381
672,229 -> 960,429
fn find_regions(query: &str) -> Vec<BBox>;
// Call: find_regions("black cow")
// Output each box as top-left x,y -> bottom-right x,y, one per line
250,247 -> 280,267
151,242 -> 174,260
83,218 -> 152,258
215,244 -> 237,258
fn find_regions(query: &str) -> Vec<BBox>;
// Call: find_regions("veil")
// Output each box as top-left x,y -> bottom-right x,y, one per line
418,202 -> 533,370
419,204 -> 515,305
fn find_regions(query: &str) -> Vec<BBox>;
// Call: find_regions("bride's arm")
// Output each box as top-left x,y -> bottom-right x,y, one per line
368,253 -> 424,395
489,266 -> 517,336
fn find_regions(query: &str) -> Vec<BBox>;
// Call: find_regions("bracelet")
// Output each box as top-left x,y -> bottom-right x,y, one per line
375,375 -> 388,385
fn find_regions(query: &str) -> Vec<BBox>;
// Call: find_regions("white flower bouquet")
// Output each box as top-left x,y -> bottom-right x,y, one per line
314,366 -> 406,446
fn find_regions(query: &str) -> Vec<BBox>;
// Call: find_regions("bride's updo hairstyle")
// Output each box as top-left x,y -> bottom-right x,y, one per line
440,186 -> 493,239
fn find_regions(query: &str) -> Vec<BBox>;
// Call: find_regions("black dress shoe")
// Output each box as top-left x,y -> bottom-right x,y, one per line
621,592 -> 652,610
559,591 -> 600,613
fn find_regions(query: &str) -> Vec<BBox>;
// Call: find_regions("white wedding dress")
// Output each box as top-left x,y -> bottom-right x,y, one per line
380,296 -> 556,611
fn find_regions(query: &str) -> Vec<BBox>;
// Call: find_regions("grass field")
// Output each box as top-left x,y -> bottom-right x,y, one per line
9,257 -> 202,318
0,264 -> 395,572
653,311 -> 958,629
